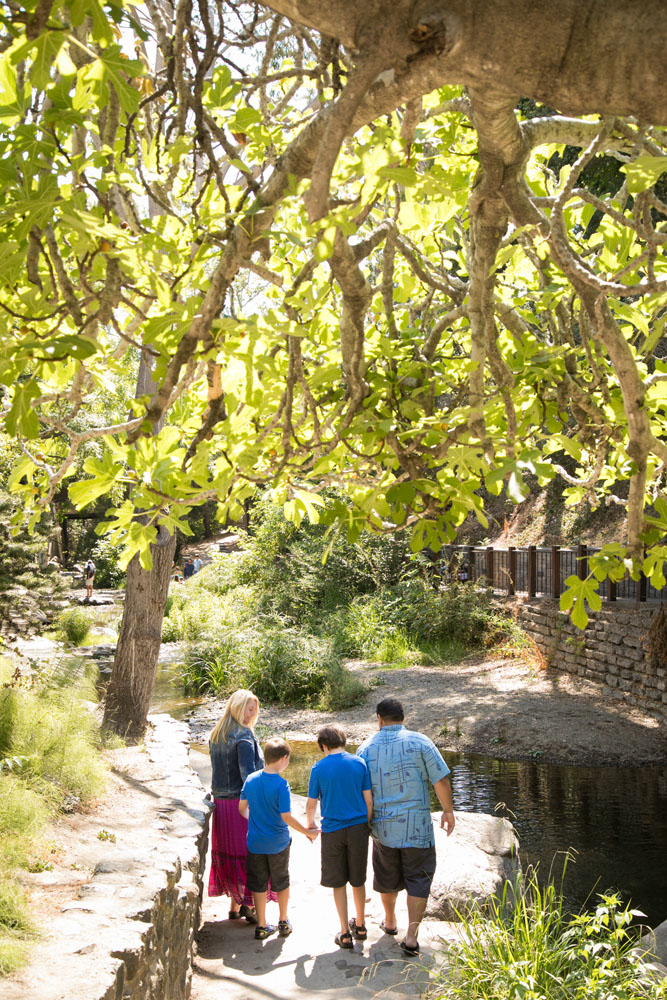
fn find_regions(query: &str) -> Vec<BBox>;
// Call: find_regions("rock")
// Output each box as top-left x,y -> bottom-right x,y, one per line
426,811 -> 520,920
639,918 -> 667,974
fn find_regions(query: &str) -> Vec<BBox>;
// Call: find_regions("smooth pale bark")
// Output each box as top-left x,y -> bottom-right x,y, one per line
259,0 -> 667,123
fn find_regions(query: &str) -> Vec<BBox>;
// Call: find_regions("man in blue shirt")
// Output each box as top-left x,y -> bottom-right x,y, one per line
357,698 -> 455,957
306,724 -> 373,948
240,738 -> 319,940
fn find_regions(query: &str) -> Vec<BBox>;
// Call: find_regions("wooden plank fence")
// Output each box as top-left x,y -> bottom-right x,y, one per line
442,544 -> 665,604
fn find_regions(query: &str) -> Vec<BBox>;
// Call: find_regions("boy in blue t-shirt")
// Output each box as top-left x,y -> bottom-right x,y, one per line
305,724 -> 373,949
240,737 -> 319,940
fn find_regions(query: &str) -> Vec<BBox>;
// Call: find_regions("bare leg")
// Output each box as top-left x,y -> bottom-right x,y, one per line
352,884 -> 366,927
405,894 -> 427,948
253,890 -> 267,927
229,899 -> 241,913
380,890 -> 398,932
333,886 -> 349,933
276,887 -> 289,922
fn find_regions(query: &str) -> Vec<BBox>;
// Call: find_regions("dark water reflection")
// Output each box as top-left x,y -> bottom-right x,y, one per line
285,741 -> 667,928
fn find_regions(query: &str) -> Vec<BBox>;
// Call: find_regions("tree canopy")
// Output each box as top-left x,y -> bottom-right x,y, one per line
1,0 -> 667,627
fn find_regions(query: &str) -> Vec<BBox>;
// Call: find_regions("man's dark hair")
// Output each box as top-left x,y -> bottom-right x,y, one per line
317,723 -> 346,751
264,737 -> 291,764
376,698 -> 404,722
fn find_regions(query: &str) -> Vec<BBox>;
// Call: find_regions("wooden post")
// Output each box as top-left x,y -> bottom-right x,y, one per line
577,543 -> 588,580
465,545 -> 475,582
527,545 -> 536,597
508,546 -> 516,595
485,546 -> 495,589
608,578 -> 617,602
636,570 -> 647,604
551,546 -> 561,599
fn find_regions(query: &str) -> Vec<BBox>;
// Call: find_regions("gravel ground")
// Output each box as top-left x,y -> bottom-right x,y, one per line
187,654 -> 667,768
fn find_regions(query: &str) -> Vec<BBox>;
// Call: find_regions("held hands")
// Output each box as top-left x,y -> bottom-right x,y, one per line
440,810 -> 455,836
305,824 -> 320,842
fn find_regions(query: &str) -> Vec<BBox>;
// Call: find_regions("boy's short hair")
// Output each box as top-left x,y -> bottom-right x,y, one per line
317,724 -> 347,751
264,737 -> 291,764
376,697 -> 405,722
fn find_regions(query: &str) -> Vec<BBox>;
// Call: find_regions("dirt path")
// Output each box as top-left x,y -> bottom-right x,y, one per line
189,655 -> 667,767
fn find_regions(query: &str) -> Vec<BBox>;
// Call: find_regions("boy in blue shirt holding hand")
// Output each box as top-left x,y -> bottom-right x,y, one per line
306,724 -> 373,948
240,737 -> 319,940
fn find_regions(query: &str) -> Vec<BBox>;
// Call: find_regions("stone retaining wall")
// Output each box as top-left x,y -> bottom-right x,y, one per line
512,599 -> 667,721
97,715 -> 212,1000
0,714 -> 212,1000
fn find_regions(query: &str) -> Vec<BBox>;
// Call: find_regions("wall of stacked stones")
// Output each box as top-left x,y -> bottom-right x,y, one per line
66,716 -> 212,1000
511,599 -> 667,722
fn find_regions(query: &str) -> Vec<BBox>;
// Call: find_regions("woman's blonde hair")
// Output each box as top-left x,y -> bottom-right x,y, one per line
210,689 -> 259,743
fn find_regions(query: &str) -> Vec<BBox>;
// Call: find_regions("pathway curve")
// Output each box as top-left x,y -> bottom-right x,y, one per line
188,753 -> 457,1000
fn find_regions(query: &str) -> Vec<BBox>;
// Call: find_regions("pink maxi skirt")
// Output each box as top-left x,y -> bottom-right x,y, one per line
208,798 -> 276,904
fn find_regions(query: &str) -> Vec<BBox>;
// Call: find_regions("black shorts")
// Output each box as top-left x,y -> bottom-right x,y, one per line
246,843 -> 291,893
371,840 -> 436,899
320,822 -> 369,888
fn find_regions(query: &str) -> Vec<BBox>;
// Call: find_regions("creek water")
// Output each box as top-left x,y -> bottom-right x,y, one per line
152,657 -> 667,928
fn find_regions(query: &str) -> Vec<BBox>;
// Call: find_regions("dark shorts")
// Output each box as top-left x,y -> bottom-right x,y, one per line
321,822 -> 369,888
246,843 -> 291,893
372,840 -> 436,899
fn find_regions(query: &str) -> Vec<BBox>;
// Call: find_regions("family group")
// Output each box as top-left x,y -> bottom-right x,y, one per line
208,689 -> 455,955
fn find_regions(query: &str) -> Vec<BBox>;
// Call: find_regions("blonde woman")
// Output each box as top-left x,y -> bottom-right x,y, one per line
208,689 -> 275,920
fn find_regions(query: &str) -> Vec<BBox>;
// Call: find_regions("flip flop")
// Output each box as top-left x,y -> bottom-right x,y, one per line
335,930 -> 354,949
380,920 -> 398,935
400,939 -> 420,957
348,918 -> 367,940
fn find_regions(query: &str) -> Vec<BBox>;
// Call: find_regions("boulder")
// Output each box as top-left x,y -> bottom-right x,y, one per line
637,918 -> 667,981
426,810 -> 520,920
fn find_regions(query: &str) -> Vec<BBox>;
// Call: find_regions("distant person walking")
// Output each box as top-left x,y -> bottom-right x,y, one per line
183,557 -> 195,579
194,556 -> 202,574
357,697 -> 455,957
208,689 -> 265,923
85,559 -> 96,599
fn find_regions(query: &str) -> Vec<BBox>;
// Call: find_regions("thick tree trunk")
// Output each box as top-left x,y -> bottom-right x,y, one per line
103,528 -> 176,740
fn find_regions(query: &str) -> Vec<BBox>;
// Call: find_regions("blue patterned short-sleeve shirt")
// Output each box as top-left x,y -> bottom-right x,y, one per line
357,725 -> 450,848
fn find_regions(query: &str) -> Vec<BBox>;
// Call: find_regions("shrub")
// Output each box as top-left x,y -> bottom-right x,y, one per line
182,623 -> 366,711
56,607 -> 90,646
162,584 -> 256,642
427,872 -> 663,1000
0,655 -> 107,973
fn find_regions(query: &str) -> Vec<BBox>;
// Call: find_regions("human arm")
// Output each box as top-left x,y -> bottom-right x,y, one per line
433,777 -> 455,835
281,812 -> 319,841
305,797 -> 319,830
363,788 -> 373,823
239,796 -> 249,820
237,736 -> 260,783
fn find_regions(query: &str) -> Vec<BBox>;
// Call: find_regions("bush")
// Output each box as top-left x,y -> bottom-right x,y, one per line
427,872 -> 664,1000
56,607 -> 90,646
182,623 -> 365,711
0,655 -> 107,972
161,584 -> 256,642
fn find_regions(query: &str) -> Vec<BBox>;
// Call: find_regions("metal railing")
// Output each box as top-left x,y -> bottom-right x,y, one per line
442,544 -> 663,603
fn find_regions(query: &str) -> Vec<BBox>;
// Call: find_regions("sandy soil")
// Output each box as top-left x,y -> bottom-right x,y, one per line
188,655 -> 667,768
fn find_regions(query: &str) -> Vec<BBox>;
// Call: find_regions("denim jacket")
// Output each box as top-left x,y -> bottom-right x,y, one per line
210,723 -> 264,799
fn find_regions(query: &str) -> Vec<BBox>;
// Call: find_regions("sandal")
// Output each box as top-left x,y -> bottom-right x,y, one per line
348,918 -> 367,940
335,930 -> 354,949
255,924 -> 277,940
278,919 -> 293,937
400,939 -> 420,957
380,920 -> 398,935
239,904 -> 258,924
228,910 -> 242,920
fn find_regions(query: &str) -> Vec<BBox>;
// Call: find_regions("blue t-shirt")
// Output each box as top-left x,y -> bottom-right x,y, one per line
308,752 -> 371,833
240,769 -> 291,855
